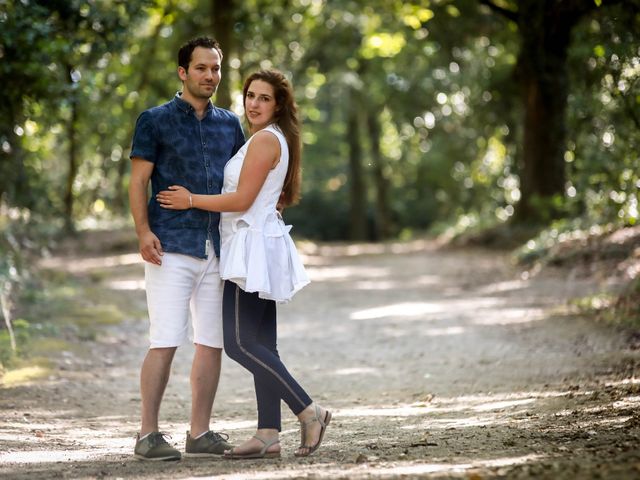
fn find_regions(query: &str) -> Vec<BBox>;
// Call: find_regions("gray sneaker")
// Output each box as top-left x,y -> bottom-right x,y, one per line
185,430 -> 233,457
134,432 -> 181,461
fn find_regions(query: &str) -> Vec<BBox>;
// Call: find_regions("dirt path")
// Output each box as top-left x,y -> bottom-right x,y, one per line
1,234 -> 639,479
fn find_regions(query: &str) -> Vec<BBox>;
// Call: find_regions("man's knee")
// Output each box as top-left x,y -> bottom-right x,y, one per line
194,343 -> 223,359
147,346 -> 178,360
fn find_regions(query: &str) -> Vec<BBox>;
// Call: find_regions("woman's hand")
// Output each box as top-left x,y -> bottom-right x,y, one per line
156,185 -> 192,210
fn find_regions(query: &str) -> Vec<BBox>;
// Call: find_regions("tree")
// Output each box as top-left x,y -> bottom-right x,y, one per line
479,0 -> 636,223
0,0 -> 66,210
211,0 -> 236,109
2,0 -> 637,243
0,0 -> 151,225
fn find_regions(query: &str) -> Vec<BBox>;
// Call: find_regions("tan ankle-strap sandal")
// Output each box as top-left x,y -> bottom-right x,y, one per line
224,435 -> 281,459
295,404 -> 332,457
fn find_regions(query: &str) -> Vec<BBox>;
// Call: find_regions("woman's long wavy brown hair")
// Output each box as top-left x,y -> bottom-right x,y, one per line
242,69 -> 301,207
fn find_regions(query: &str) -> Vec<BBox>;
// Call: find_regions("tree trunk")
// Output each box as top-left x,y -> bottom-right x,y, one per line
1,282 -> 16,353
347,90 -> 368,241
366,111 -> 392,239
211,0 -> 235,109
480,0 -> 600,223
64,69 -> 79,231
514,2 -> 576,223
0,103 -> 29,207
0,132 -> 18,204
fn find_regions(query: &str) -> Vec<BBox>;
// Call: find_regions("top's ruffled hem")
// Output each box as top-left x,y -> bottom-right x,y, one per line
219,212 -> 309,303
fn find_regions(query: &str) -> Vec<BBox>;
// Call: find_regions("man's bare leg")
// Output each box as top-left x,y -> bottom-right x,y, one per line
140,347 -> 177,436
190,344 -> 222,436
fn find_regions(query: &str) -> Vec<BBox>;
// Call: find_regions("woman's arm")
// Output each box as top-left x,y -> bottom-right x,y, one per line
156,131 -> 280,212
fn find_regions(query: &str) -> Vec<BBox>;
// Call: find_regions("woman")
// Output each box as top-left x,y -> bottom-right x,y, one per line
156,69 -> 331,458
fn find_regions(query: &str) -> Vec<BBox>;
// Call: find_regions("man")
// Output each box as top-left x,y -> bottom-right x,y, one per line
128,37 -> 245,461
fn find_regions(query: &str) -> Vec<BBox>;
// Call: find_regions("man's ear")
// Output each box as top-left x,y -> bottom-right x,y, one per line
177,66 -> 188,81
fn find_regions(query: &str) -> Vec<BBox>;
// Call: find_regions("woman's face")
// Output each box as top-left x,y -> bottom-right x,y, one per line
244,79 -> 277,131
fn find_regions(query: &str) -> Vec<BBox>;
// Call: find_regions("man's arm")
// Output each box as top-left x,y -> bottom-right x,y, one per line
129,158 -> 163,265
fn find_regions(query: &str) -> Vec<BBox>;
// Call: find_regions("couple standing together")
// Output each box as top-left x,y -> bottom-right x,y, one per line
128,36 -> 331,461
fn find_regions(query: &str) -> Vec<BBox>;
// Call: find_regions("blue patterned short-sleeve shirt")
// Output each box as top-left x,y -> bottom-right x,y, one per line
130,93 -> 245,259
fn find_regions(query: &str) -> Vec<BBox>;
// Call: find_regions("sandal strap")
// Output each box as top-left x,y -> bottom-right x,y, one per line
252,435 -> 280,454
301,404 -> 327,427
298,404 -> 329,448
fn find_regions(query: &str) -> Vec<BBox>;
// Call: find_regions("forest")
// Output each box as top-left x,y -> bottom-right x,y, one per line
1,0 -> 639,359
1,2 -> 640,478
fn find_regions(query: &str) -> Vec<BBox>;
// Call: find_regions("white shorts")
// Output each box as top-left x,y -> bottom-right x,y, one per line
144,250 -> 223,349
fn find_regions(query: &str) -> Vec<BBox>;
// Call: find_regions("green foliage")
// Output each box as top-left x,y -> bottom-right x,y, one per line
0,231 -> 128,372
0,0 -> 154,218
566,3 -> 640,228
0,319 -> 31,368
0,201 -> 63,371
0,2 -> 637,373
0,0 -> 638,240
513,218 -> 613,265
571,279 -> 640,328
613,277 -> 640,326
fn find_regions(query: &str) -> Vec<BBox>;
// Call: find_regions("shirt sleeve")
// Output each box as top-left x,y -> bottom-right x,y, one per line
130,111 -> 158,163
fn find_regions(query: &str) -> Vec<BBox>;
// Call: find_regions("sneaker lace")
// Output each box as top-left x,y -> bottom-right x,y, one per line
205,431 -> 229,442
148,432 -> 172,447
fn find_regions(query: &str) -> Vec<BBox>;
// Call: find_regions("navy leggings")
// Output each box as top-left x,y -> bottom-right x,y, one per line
222,281 -> 312,430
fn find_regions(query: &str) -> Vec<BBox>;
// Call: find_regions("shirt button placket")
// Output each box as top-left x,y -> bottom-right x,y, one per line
199,123 -> 210,192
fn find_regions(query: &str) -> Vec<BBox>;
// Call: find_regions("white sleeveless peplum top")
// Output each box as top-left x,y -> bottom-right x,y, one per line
219,124 -> 310,303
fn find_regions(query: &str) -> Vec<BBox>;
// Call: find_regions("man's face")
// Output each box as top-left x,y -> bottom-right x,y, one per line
179,46 -> 221,100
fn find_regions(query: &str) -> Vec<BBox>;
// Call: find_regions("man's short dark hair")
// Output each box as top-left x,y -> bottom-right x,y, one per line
178,37 -> 223,70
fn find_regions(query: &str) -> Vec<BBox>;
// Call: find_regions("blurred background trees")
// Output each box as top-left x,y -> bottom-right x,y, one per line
1,0 -> 638,240
1,0 -> 638,359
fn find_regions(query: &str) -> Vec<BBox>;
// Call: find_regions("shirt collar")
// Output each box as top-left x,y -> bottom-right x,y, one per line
173,92 -> 214,115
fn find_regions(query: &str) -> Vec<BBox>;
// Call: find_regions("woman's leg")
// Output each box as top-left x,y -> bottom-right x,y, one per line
228,297 -> 282,457
222,281 -> 330,457
254,298 -> 282,430
223,281 -> 312,420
